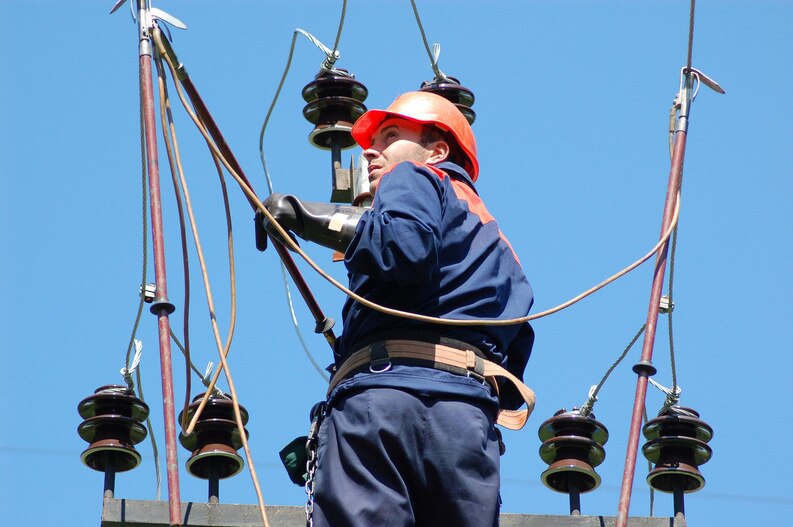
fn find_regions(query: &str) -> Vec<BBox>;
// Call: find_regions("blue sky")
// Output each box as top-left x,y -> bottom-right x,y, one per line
2,1 -> 791,526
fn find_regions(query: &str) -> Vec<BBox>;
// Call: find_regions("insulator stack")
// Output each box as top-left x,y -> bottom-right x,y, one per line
302,68 -> 368,203
302,69 -> 368,150
179,393 -> 249,502
77,385 -> 149,497
642,406 -> 713,501
538,408 -> 609,515
419,77 -> 476,124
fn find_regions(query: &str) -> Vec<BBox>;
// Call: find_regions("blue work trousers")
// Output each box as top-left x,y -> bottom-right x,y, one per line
312,387 -> 501,527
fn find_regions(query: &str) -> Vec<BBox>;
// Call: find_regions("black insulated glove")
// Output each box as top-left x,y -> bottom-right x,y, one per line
256,193 -> 366,254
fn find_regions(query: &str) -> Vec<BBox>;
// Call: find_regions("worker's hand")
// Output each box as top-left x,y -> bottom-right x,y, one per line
256,193 -> 365,253
254,193 -> 302,252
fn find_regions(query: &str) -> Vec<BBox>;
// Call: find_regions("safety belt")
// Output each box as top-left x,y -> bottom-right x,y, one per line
328,339 -> 536,430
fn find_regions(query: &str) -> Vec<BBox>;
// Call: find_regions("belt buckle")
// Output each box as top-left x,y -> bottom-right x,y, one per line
466,370 -> 487,384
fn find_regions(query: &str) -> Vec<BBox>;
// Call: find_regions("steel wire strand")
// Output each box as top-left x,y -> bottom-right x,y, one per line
410,0 -> 445,80
155,56 -> 197,430
667,212 -> 680,397
155,52 -> 270,527
125,61 -> 151,373
157,33 -> 681,330
135,365 -> 163,500
687,0 -> 696,73
579,324 -> 647,417
330,0 -> 347,59
121,55 -> 164,500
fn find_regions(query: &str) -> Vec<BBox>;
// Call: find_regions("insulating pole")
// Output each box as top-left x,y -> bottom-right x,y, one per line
137,2 -> 182,525
615,74 -> 692,527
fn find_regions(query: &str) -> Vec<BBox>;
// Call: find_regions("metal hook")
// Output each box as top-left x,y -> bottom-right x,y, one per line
682,67 -> 725,95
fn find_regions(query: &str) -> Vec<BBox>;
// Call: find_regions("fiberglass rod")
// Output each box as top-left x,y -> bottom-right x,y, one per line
137,3 -> 183,524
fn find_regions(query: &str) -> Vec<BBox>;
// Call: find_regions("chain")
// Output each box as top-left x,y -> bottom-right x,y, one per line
304,402 -> 326,527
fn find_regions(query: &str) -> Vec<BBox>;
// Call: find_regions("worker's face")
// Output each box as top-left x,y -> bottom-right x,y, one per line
363,119 -> 436,195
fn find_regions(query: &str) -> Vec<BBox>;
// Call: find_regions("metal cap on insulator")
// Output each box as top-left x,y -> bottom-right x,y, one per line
537,408 -> 610,514
77,385 -> 150,473
642,406 -> 713,494
302,69 -> 368,150
419,76 -> 476,125
178,393 -> 249,481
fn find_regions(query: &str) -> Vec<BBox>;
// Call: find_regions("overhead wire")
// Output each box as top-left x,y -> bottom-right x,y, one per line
255,9 -> 349,382
153,39 -> 271,527
124,58 -> 151,374
410,0 -> 446,80
163,31 -> 684,330
579,324 -> 647,417
155,51 -> 242,423
117,51 -> 163,503
154,55 -> 197,430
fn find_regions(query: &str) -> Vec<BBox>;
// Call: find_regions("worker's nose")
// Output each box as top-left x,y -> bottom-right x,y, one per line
362,147 -> 380,163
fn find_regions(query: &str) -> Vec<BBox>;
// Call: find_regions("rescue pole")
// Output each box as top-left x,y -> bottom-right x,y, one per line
154,29 -> 337,347
136,2 -> 182,524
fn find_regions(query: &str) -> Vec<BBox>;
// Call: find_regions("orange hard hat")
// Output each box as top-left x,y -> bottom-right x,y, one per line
351,91 -> 479,181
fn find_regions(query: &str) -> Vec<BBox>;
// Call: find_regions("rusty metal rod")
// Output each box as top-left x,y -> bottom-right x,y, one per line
615,126 -> 687,527
138,4 -> 182,524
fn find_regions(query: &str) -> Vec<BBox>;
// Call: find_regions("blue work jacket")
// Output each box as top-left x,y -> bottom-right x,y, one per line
336,161 -> 534,410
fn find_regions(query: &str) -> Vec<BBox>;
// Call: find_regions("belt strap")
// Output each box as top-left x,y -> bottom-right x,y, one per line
328,339 -> 536,430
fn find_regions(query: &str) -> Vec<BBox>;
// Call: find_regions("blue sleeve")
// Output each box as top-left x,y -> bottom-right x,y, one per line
344,163 -> 443,286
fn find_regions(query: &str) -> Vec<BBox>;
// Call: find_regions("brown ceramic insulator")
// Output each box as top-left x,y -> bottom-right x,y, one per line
643,406 -> 713,442
539,408 -> 609,445
540,435 -> 605,493
642,406 -> 713,494
302,69 -> 368,150
419,77 -> 476,125
78,414 -> 147,472
78,384 -> 150,421
77,385 -> 149,473
537,409 -> 609,494
180,393 -> 249,425
178,394 -> 249,480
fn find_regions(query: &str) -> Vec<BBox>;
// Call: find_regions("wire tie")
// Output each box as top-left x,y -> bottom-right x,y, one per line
120,339 -> 144,391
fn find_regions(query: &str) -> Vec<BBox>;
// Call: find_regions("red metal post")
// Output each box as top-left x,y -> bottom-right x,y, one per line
615,122 -> 688,527
138,4 -> 182,525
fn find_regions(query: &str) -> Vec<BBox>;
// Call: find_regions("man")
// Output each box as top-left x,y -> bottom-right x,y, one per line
262,91 -> 534,526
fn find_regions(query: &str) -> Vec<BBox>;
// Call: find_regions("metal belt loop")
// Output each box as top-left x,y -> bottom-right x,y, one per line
368,341 -> 391,373
304,401 -> 326,527
465,349 -> 487,383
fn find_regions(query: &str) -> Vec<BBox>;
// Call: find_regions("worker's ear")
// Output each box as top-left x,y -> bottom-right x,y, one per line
425,140 -> 450,165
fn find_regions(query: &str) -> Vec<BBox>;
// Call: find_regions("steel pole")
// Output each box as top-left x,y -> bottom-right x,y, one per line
138,4 -> 182,525
615,126 -> 687,527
